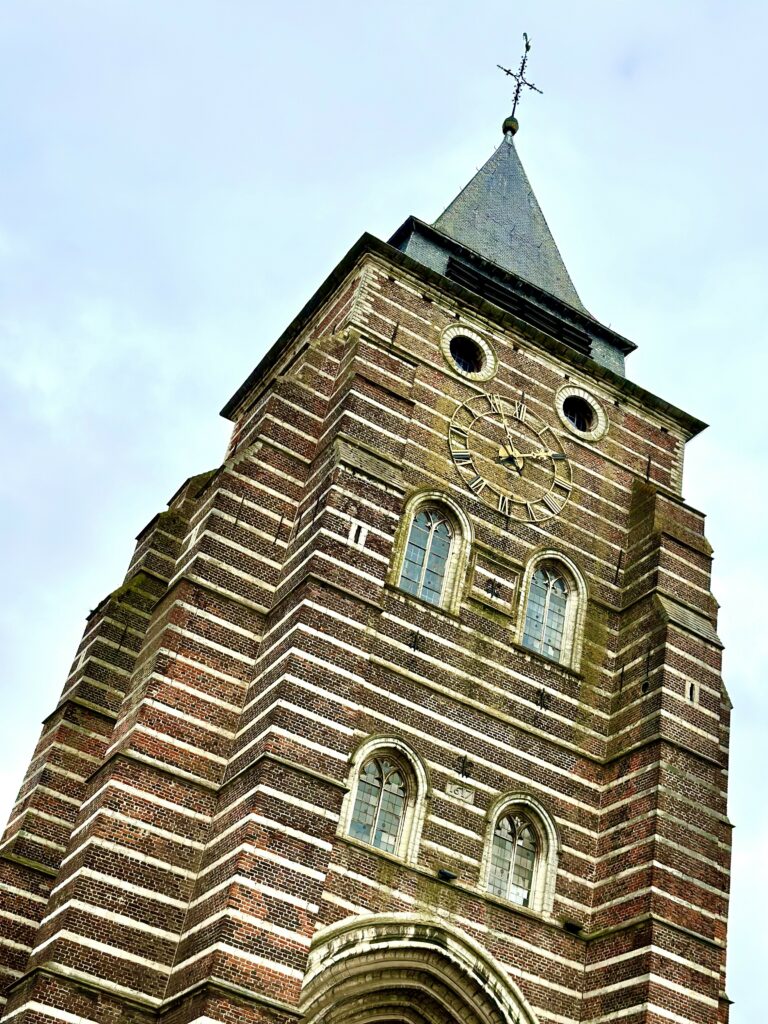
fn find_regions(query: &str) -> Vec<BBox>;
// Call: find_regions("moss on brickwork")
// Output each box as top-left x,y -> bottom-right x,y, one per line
108,569 -> 163,611
0,212 -> 730,1023
414,871 -> 461,917
373,851 -> 400,896
577,600 -> 611,725
185,467 -> 217,496
152,507 -> 188,538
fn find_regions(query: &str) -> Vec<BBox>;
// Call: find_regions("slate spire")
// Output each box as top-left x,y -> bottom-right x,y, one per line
433,126 -> 586,313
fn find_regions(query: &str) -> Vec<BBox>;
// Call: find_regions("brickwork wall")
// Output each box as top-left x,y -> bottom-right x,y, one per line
0,250 -> 730,1024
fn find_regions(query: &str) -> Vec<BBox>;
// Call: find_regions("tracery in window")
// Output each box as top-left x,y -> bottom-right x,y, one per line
488,813 -> 538,907
522,567 -> 569,661
398,508 -> 453,606
349,757 -> 407,854
342,738 -> 428,863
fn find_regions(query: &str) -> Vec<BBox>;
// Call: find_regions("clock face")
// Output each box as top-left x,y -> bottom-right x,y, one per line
449,392 -> 572,523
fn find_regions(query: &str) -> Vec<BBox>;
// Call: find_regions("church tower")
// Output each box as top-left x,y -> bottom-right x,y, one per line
0,102 -> 731,1024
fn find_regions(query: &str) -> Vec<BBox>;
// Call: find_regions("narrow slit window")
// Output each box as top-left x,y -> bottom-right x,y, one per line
348,520 -> 369,549
399,509 -> 453,606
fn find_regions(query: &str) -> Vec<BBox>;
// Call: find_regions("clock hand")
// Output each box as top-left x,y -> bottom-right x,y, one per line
497,445 -> 524,474
515,449 -> 566,462
495,399 -> 522,453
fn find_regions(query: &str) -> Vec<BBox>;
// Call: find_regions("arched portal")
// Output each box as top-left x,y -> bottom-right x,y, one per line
300,913 -> 539,1024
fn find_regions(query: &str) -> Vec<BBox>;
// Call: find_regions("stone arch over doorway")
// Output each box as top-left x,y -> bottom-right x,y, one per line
300,913 -> 539,1024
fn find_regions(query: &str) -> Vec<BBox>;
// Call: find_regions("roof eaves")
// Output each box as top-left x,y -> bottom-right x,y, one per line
395,216 -> 638,356
220,232 -> 705,440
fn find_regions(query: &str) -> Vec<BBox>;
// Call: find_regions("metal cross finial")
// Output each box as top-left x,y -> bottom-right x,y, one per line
497,32 -> 543,120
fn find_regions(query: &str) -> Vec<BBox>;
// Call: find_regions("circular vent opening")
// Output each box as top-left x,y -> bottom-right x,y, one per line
449,335 -> 484,374
562,395 -> 596,433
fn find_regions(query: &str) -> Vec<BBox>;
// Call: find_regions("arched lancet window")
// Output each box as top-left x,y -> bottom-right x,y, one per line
349,757 -> 408,854
488,813 -> 539,907
522,566 -> 569,661
391,493 -> 472,615
342,738 -> 428,863
398,508 -> 453,606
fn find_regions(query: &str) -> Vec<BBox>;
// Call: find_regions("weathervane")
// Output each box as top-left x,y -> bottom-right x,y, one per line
497,32 -> 542,133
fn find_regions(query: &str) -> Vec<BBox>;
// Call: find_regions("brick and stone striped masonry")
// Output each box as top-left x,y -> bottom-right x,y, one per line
0,126 -> 731,1024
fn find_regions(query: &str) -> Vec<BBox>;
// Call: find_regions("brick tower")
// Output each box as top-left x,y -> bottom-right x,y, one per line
0,109 -> 731,1024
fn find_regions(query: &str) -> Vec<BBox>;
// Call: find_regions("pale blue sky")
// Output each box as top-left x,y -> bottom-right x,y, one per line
0,2 -> 764,1019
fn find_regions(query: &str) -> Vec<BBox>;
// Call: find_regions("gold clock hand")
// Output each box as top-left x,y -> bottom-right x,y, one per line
495,398 -> 521,453
497,445 -> 524,474
517,449 -> 566,462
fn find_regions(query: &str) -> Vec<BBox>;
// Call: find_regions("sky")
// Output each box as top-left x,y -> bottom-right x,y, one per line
0,1 -> 765,1019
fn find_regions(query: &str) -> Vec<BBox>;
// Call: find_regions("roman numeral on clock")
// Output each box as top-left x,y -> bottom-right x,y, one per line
542,492 -> 565,515
512,400 -> 528,422
468,476 -> 486,495
498,494 -> 511,516
452,449 -> 472,464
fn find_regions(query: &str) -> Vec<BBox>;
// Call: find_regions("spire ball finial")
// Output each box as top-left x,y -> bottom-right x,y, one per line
502,115 -> 519,136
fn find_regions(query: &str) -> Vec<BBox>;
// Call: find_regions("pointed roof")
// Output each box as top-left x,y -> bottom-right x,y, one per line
433,131 -> 586,313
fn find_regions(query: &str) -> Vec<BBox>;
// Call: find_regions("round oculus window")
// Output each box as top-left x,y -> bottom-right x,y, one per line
440,325 -> 497,382
555,385 -> 608,441
562,396 -> 595,433
449,335 -> 484,374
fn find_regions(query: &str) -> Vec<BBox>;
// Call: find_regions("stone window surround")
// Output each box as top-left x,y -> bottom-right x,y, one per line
389,490 -> 474,616
555,382 -> 609,441
440,323 -> 499,382
479,791 -> 560,918
341,747 -> 562,923
339,735 -> 430,865
516,548 -> 588,672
